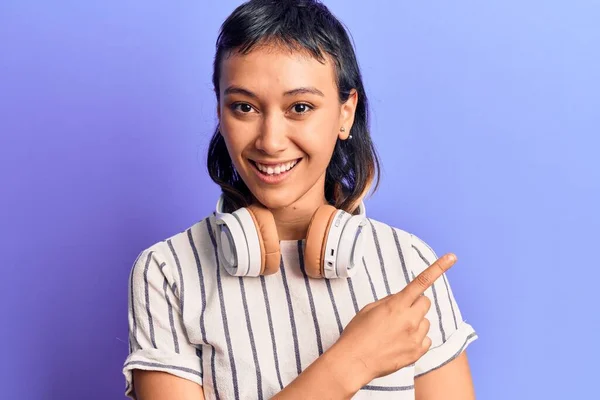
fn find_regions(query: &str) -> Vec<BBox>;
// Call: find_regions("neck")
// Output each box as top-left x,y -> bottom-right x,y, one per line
267,178 -> 328,241
269,205 -> 323,241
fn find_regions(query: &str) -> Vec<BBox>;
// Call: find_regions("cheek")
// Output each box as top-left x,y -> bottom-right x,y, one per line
220,119 -> 253,159
299,117 -> 339,159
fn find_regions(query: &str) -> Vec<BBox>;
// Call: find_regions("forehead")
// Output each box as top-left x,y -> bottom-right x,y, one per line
219,44 -> 337,95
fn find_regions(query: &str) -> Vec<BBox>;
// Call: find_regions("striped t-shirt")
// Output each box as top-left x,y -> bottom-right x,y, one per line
123,213 -> 477,399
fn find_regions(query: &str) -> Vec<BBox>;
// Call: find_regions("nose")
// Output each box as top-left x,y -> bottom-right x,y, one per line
254,113 -> 287,155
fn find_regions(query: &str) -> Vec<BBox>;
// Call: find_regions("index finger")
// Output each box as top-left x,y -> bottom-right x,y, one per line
400,253 -> 457,305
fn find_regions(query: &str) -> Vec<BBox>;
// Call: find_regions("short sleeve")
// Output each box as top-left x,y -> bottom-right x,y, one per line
122,248 -> 203,399
408,234 -> 478,377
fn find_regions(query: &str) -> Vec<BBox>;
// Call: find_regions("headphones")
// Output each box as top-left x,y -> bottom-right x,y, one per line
214,195 -> 368,279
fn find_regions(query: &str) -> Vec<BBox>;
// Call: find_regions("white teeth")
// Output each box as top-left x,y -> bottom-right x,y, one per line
255,160 -> 298,175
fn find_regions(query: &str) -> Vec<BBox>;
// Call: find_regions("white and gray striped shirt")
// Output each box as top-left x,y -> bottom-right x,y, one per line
123,214 -> 477,399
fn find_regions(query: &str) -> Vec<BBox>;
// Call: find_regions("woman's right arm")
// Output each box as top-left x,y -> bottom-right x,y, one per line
131,254 -> 456,399
132,370 -> 206,400
131,341 -> 357,399
130,343 -> 352,400
131,340 -> 362,400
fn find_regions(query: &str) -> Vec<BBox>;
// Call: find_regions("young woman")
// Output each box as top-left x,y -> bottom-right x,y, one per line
123,1 -> 477,399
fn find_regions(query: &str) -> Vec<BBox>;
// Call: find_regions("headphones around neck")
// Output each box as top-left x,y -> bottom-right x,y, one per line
214,195 -> 368,279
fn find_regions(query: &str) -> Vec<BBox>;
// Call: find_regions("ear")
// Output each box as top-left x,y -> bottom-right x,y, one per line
338,89 -> 358,140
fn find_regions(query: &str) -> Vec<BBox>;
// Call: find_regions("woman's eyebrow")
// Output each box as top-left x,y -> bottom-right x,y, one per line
224,86 -> 257,99
223,85 -> 325,98
283,87 -> 325,97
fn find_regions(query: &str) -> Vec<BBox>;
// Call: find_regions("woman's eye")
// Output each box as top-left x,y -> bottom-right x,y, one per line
292,103 -> 312,114
232,103 -> 254,113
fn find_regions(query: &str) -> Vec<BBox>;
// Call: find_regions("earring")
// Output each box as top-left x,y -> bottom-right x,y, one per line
341,127 -> 352,140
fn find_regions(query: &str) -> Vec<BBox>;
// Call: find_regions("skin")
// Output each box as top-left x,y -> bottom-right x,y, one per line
132,44 -> 476,399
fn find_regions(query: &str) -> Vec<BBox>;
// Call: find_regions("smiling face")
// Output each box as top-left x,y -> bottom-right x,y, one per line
217,44 -> 357,212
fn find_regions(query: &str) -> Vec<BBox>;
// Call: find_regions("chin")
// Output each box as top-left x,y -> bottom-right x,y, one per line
252,189 -> 301,211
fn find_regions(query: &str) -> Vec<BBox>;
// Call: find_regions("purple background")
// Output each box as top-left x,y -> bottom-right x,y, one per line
1,1 -> 599,399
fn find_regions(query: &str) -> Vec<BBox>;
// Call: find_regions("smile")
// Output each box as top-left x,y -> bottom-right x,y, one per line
249,158 -> 301,184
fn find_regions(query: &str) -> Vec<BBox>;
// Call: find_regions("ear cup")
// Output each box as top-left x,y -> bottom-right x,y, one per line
304,204 -> 338,278
333,214 -> 367,278
215,212 -> 250,276
229,207 -> 261,276
246,204 -> 281,275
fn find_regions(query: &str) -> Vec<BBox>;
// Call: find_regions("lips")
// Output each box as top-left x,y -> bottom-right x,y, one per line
253,159 -> 299,175
248,158 -> 302,184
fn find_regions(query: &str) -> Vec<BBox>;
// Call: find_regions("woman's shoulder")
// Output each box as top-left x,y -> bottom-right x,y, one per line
365,217 -> 436,252
363,217 -> 440,270
128,213 -> 219,279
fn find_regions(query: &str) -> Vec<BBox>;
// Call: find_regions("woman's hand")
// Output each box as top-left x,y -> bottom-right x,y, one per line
332,253 -> 458,388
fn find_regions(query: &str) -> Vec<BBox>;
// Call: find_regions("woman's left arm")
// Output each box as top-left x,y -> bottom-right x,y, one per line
414,351 -> 476,400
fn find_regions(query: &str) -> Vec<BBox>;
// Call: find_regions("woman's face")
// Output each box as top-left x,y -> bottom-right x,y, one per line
217,45 -> 357,211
